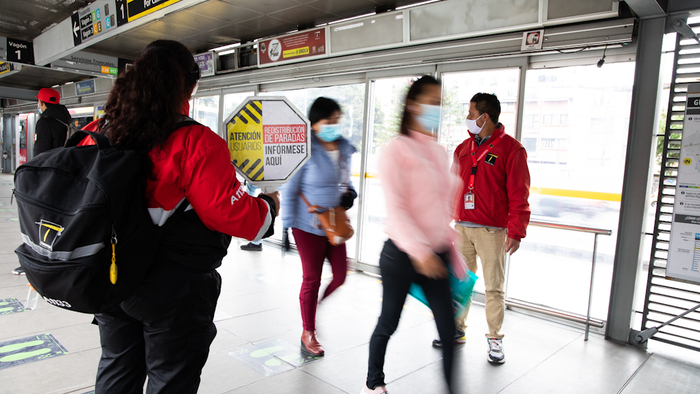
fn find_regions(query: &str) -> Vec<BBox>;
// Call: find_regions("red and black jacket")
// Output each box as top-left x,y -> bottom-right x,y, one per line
83,118 -> 274,271
452,124 -> 531,241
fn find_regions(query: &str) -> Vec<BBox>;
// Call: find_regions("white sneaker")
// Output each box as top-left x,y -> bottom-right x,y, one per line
361,384 -> 388,393
487,338 -> 505,364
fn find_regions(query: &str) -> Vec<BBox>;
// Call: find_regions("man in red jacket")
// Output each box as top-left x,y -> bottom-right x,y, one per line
435,93 -> 530,365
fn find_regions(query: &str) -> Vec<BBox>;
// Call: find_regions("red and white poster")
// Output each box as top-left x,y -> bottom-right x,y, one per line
258,28 -> 326,66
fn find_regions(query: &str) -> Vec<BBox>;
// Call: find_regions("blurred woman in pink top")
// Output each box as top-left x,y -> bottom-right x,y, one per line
361,76 -> 464,394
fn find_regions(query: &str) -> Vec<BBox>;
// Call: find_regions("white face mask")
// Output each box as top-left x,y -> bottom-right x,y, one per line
465,114 -> 484,135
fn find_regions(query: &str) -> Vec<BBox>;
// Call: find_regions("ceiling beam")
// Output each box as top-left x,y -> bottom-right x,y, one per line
668,0 -> 700,14
0,86 -> 38,101
624,0 -> 667,18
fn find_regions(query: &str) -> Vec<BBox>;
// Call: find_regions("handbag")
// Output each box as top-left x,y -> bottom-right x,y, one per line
409,268 -> 478,318
299,193 -> 354,246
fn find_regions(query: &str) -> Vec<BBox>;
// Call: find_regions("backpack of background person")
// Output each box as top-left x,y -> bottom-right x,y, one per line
13,122 -> 195,313
52,117 -> 80,141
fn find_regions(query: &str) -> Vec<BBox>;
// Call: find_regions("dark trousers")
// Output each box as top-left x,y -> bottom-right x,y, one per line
292,228 -> 348,331
94,268 -> 222,394
366,239 -> 455,391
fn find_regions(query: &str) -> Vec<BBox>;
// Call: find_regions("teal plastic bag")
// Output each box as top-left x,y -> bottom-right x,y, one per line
408,270 -> 478,317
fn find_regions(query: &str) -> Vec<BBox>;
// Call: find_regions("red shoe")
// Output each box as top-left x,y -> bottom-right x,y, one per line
301,330 -> 325,356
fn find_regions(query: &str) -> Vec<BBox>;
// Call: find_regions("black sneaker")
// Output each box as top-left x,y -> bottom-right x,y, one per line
240,242 -> 262,251
12,266 -> 25,275
432,330 -> 466,348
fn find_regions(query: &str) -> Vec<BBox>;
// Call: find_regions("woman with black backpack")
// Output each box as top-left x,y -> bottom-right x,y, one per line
89,40 -> 280,393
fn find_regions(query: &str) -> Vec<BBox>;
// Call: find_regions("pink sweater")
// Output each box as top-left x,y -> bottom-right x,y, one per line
379,130 -> 466,278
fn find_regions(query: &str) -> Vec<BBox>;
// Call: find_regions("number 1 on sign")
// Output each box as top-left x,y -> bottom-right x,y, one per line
15,50 -> 20,60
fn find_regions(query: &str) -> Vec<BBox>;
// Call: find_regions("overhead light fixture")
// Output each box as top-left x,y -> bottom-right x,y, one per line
396,0 -> 441,10
673,19 -> 700,44
210,42 -> 241,52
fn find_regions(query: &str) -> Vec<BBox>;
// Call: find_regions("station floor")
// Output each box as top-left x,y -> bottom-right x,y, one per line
1,173 -> 699,393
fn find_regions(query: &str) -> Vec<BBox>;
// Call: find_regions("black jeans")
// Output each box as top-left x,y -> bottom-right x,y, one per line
94,268 -> 221,394
366,239 -> 455,392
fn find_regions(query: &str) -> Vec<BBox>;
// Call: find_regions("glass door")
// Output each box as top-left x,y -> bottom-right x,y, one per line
358,76 -> 421,267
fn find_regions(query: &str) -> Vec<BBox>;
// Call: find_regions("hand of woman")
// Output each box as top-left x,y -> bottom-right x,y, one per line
340,189 -> 358,210
260,191 -> 280,216
411,254 -> 447,280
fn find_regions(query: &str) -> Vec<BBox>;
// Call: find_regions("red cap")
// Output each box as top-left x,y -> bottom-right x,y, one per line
37,88 -> 61,104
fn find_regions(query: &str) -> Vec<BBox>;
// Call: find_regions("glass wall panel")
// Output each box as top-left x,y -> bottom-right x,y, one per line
440,68 -> 521,156
359,76 -> 418,266
223,91 -> 254,122
440,68 -> 521,294
260,84 -> 366,255
509,62 -> 636,319
193,95 -> 220,135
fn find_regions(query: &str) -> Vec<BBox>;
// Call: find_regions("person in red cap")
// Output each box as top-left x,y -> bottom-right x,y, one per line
34,87 -> 72,156
11,88 -> 73,276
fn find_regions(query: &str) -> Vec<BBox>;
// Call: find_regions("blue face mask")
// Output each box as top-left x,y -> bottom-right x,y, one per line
37,104 -> 43,114
316,124 -> 342,142
416,104 -> 441,133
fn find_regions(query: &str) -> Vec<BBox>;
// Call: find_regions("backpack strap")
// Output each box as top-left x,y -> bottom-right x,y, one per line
49,117 -> 69,128
174,118 -> 201,129
65,130 -> 111,149
65,118 -> 201,149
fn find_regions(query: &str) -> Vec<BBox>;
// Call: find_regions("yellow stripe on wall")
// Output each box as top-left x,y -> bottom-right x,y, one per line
351,173 -> 621,202
529,187 -> 621,202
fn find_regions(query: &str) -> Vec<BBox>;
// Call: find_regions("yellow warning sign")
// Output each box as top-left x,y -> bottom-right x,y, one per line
683,157 -> 692,165
228,100 -> 264,181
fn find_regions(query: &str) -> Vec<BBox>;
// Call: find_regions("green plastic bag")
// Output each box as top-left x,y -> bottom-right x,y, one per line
408,269 -> 478,317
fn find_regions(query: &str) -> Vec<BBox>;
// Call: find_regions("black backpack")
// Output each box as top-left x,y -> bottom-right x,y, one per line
13,122 -> 195,313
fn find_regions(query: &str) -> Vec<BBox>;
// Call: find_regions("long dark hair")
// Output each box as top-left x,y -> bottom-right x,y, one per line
399,75 -> 441,136
103,40 -> 198,157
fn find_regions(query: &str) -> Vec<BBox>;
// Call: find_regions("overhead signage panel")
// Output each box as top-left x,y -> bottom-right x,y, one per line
258,28 -> 327,67
521,30 -> 544,51
72,0 -> 119,46
0,62 -> 13,76
75,79 -> 97,96
667,87 -> 700,284
125,0 -> 182,22
5,38 -> 34,65
52,51 -> 119,76
225,96 -> 311,191
194,51 -> 216,77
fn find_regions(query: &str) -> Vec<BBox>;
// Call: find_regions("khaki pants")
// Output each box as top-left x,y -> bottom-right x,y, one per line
455,224 -> 507,339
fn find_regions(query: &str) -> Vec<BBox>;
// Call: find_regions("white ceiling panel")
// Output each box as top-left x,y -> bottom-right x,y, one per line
183,0 -> 263,25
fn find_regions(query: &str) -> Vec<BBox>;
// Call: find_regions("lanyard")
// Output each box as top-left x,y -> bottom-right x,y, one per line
467,131 -> 505,191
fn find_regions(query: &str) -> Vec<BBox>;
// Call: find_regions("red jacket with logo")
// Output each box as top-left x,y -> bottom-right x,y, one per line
83,118 -> 273,270
452,124 -> 531,241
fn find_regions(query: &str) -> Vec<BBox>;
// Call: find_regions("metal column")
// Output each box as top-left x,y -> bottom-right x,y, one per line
606,17 -> 666,344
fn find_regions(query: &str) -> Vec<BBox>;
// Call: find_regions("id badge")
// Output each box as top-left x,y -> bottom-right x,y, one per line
464,192 -> 475,210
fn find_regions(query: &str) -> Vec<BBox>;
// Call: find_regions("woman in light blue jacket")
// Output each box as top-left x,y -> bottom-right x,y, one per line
281,97 -> 357,357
